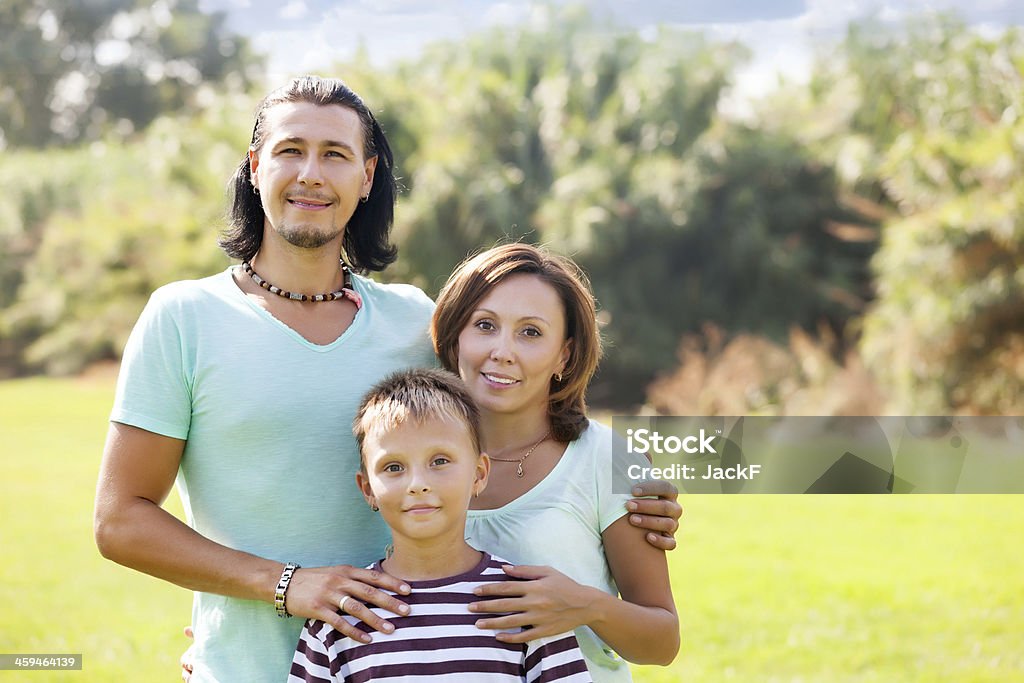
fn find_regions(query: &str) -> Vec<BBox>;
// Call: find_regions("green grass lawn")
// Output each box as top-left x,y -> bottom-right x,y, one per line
1,374 -> 191,682
1,376 -> 1022,682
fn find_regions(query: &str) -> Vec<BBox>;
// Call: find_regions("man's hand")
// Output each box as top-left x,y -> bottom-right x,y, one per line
179,564 -> 413,678
627,480 -> 682,551
285,564 -> 412,643
468,565 -> 597,642
181,627 -> 194,682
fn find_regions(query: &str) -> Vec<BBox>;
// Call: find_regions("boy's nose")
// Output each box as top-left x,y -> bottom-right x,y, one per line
407,470 -> 431,493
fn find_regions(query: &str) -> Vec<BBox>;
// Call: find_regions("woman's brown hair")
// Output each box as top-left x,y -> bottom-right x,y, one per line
432,243 -> 603,442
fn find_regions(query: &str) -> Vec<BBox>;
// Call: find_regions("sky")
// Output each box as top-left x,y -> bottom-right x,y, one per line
198,0 -> 1024,104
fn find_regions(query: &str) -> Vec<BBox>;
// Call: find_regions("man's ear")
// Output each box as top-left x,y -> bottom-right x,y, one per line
248,147 -> 260,190
361,154 -> 378,198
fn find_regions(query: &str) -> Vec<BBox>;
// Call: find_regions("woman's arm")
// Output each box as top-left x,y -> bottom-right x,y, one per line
590,514 -> 679,664
469,516 -> 679,665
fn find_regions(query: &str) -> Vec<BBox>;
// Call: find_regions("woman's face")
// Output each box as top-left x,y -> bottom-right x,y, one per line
456,274 -> 571,420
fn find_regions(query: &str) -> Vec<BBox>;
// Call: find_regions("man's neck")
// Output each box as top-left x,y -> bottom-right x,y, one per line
382,535 -> 482,583
250,235 -> 346,296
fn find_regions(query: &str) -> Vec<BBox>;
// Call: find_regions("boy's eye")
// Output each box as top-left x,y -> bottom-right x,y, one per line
431,456 -> 450,466
383,463 -> 403,473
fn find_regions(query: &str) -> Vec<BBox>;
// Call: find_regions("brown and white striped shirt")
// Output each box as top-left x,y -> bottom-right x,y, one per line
289,553 -> 592,683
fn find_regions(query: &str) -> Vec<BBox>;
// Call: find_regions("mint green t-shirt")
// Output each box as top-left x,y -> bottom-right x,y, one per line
465,421 -> 652,683
110,267 -> 436,682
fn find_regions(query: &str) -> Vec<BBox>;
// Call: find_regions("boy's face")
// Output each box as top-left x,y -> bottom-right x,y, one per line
356,416 -> 489,546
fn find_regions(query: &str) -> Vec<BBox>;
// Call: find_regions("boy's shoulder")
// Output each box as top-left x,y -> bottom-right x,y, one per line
364,551 -> 514,589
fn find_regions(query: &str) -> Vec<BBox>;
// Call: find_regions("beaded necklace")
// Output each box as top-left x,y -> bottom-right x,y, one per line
241,260 -> 362,308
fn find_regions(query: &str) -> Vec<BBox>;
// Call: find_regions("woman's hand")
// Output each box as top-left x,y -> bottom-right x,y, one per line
468,565 -> 600,642
627,480 -> 682,550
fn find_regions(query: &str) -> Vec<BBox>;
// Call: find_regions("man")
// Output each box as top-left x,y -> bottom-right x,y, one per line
94,76 -> 680,682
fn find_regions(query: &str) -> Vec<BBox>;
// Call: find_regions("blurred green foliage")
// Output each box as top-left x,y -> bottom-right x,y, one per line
0,8 -> 1020,412
0,0 -> 260,147
0,98 -> 246,373
780,15 -> 1024,413
345,7 -> 877,405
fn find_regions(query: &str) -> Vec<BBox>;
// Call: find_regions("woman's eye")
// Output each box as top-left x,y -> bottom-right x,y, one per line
523,327 -> 541,337
474,320 -> 495,331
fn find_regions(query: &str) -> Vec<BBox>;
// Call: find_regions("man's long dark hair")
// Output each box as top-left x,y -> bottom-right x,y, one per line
220,75 -> 398,272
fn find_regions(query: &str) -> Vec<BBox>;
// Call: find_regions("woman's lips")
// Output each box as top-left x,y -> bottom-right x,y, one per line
482,373 -> 519,388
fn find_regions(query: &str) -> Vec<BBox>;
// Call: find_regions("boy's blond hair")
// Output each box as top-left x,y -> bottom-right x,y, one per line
353,369 -> 482,469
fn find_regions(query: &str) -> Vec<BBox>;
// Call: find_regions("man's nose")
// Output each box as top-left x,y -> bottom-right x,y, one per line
298,156 -> 324,185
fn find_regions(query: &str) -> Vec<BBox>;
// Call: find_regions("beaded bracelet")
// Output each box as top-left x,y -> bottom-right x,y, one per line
274,562 -> 300,618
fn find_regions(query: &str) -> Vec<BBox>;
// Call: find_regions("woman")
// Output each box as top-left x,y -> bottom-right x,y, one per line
432,243 -> 680,680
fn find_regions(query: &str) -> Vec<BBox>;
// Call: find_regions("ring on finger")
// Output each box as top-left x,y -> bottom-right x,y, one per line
339,595 -> 351,613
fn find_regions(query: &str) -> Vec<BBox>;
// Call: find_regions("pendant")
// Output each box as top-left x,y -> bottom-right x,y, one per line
516,462 -> 525,478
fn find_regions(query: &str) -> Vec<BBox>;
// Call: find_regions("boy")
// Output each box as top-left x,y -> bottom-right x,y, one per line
288,369 -> 592,682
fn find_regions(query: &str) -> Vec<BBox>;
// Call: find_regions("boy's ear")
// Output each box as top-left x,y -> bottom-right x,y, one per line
355,471 -> 377,509
474,453 -> 491,497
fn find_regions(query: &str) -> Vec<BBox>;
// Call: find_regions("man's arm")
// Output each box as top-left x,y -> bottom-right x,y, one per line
94,422 -> 280,598
94,422 -> 409,642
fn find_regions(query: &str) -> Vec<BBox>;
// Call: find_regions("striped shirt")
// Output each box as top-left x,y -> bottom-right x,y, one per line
289,553 -> 592,683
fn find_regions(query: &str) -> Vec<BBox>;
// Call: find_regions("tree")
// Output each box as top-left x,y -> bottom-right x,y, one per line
806,16 -> 1024,413
541,122 -> 877,405
0,0 -> 260,147
0,96 -> 248,374
338,6 -> 879,406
